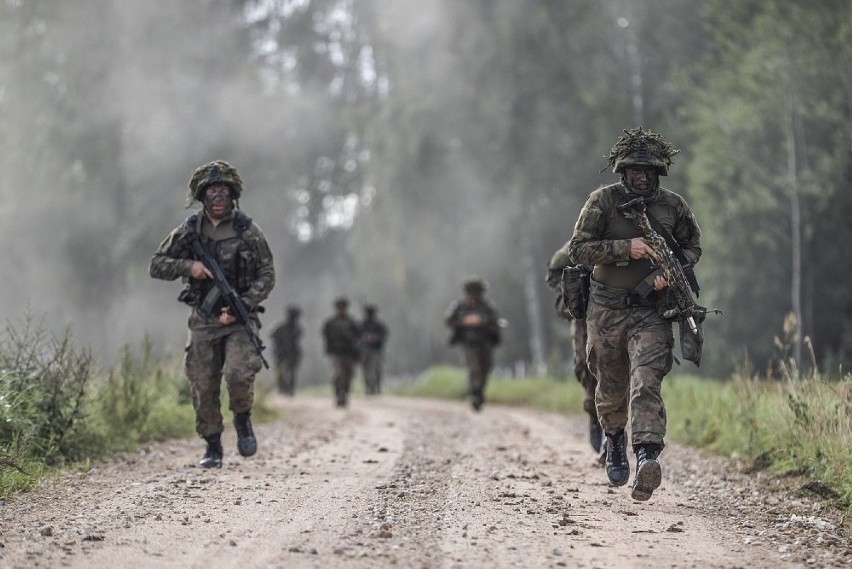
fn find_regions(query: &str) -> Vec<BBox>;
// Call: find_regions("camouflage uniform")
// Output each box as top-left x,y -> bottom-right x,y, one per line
546,249 -> 602,455
445,278 -> 501,410
271,308 -> 303,396
359,306 -> 388,395
322,300 -> 361,406
567,127 -> 701,499
149,161 -> 275,467
568,182 -> 700,446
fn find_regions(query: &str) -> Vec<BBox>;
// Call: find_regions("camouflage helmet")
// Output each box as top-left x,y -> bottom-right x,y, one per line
187,160 -> 244,202
334,296 -> 349,308
606,127 -> 680,176
286,305 -> 301,316
462,276 -> 486,294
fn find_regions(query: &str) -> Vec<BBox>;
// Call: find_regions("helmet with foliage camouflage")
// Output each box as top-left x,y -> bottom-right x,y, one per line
606,127 -> 680,176
462,276 -> 486,294
187,160 -> 244,202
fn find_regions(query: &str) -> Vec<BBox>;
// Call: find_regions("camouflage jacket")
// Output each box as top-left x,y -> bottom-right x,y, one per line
149,209 -> 275,327
567,183 -> 701,291
445,298 -> 501,348
322,314 -> 361,358
271,319 -> 302,363
359,319 -> 388,351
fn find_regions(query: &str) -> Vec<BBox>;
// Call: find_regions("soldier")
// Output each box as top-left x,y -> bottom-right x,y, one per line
149,160 -> 275,469
270,305 -> 303,396
321,297 -> 361,407
359,305 -> 388,395
545,248 -> 604,462
445,277 -> 501,411
566,127 -> 701,501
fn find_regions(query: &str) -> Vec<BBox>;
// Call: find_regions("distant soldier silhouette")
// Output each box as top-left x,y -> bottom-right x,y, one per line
321,297 -> 361,407
271,305 -> 303,396
359,305 -> 388,395
445,277 -> 501,411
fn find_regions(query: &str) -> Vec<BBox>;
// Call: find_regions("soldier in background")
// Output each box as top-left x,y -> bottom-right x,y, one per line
546,248 -> 604,463
359,305 -> 388,395
149,160 -> 275,468
270,305 -> 303,396
445,277 -> 501,411
322,297 -> 361,407
567,127 -> 701,501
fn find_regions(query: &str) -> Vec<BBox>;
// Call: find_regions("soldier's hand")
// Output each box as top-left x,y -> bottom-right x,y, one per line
653,275 -> 668,290
629,238 -> 658,261
461,314 -> 482,327
190,261 -> 213,279
219,307 -> 237,325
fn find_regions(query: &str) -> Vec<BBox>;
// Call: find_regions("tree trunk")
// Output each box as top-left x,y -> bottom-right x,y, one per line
786,91 -> 803,372
521,232 -> 546,376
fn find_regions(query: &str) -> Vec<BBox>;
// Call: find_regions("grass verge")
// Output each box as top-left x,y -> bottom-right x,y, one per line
0,315 -> 276,498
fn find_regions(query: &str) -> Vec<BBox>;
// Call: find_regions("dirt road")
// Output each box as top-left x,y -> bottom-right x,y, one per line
0,396 -> 848,568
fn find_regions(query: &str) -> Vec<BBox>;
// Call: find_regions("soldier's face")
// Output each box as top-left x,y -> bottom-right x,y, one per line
624,166 -> 658,194
203,184 -> 234,219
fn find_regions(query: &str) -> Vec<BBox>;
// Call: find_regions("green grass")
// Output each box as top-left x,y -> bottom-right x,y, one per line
391,366 -> 852,524
0,316 -> 276,498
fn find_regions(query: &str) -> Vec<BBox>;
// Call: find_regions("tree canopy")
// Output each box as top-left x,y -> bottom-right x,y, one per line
0,0 -> 848,379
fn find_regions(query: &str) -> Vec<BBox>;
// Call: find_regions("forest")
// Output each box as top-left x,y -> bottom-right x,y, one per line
1,0 -> 850,382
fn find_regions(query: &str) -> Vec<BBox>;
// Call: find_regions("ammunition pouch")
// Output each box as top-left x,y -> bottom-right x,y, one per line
680,307 -> 706,367
558,265 -> 592,319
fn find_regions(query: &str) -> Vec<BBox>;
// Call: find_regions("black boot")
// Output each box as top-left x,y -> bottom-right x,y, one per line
597,437 -> 608,467
199,433 -> 223,469
336,390 -> 348,407
234,411 -> 257,457
631,444 -> 663,501
605,429 -> 630,486
589,414 -> 604,454
471,388 -> 484,412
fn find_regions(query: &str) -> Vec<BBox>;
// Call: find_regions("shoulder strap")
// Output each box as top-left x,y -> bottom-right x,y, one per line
234,210 -> 253,236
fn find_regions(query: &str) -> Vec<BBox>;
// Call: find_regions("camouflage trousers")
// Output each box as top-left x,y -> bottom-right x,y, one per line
361,349 -> 383,395
275,355 -> 301,395
571,319 -> 598,417
330,355 -> 358,396
185,321 -> 264,438
585,296 -> 673,447
462,344 -> 493,392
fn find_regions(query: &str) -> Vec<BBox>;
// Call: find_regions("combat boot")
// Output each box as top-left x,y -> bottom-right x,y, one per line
471,388 -> 484,412
336,390 -> 348,408
199,433 -> 223,469
631,444 -> 663,501
234,411 -> 257,457
604,429 -> 630,486
589,414 -> 604,454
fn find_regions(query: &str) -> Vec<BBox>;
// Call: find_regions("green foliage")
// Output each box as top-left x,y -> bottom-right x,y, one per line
0,316 -> 198,498
94,336 -> 195,447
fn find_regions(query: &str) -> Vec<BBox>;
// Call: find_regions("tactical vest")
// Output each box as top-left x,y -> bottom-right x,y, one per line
177,210 -> 258,309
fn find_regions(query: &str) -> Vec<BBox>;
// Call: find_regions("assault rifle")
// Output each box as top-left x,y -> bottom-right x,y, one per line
617,197 -> 707,335
189,237 -> 270,369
